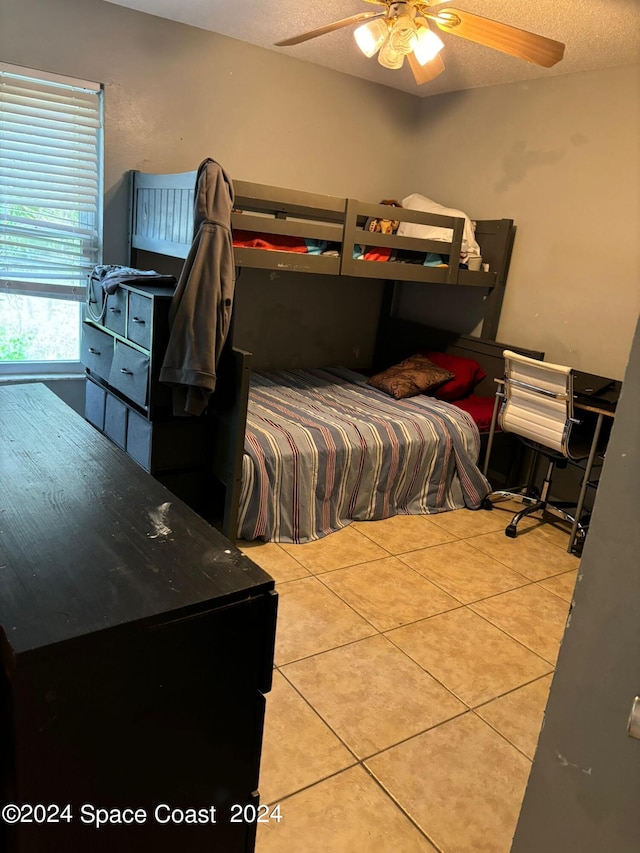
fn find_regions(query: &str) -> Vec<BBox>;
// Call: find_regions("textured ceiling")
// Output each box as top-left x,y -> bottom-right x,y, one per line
106,0 -> 640,97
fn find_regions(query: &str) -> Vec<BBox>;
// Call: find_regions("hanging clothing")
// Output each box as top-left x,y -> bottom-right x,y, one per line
159,158 -> 235,416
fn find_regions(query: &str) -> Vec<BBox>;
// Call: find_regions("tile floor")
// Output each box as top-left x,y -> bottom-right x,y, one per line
238,502 -> 580,853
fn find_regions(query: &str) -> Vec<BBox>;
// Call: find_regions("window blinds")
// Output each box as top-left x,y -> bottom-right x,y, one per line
0,64 -> 102,295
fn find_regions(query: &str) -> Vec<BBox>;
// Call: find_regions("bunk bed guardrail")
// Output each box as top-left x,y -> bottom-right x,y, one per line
129,170 -> 514,300
341,197 -> 465,285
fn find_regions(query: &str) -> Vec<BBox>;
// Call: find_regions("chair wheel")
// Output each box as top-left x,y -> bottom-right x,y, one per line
481,497 -> 493,511
505,525 -> 518,539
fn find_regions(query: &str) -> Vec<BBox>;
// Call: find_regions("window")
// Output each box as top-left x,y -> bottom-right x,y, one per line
0,63 -> 103,372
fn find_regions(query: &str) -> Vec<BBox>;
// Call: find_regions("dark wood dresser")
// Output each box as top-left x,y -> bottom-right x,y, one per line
82,280 -> 210,512
0,384 -> 277,853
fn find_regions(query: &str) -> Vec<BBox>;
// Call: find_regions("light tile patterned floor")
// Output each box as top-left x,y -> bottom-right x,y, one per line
239,504 -> 579,853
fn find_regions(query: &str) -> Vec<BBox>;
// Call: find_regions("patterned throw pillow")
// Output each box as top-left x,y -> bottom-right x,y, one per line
367,355 -> 454,400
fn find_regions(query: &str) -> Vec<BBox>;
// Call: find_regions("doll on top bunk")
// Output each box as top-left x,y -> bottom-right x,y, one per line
361,199 -> 402,263
362,198 -> 451,267
367,199 -> 402,235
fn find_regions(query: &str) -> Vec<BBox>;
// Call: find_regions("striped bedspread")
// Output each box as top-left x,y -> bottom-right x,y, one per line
237,367 -> 490,543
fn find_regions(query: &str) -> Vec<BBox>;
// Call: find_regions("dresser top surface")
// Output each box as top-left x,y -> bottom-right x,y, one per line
96,280 -> 176,299
0,384 -> 273,657
120,282 -> 176,298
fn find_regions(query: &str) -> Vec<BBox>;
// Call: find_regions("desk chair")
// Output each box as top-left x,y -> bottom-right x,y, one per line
483,350 -> 589,550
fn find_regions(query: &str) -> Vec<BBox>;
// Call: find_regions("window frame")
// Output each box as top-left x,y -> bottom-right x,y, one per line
0,62 -> 104,377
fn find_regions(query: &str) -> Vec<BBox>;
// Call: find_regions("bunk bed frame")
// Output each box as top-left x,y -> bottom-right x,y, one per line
130,170 -> 515,339
128,169 -> 520,539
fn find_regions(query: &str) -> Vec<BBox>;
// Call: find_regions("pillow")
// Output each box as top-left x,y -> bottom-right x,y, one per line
423,351 -> 487,402
367,354 -> 454,400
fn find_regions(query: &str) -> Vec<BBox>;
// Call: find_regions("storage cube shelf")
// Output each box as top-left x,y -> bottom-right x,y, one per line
82,281 -> 210,511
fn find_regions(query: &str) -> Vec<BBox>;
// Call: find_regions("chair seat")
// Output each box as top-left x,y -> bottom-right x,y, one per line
520,436 -> 590,464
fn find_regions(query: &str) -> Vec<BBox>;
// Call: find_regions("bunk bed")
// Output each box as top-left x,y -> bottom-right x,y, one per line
130,170 -> 515,339
127,169 -> 524,543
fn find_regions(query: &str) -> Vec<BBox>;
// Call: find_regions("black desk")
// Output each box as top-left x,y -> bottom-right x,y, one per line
0,384 -> 277,853
569,373 -> 621,552
572,371 -> 621,408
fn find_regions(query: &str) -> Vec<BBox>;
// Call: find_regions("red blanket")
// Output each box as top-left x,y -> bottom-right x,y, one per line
453,395 -> 498,433
233,230 -> 308,253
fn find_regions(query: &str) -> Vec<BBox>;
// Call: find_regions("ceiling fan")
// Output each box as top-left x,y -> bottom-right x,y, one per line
275,1 -> 565,85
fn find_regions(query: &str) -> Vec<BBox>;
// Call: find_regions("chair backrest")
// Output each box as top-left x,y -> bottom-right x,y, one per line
500,350 -> 575,456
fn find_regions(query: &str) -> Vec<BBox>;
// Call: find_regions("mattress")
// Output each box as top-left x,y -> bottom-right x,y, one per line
237,367 -> 490,543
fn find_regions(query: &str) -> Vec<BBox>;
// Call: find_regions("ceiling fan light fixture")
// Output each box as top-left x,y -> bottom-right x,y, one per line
378,36 -> 405,70
274,2 -> 566,81
388,13 -> 418,55
413,25 -> 444,66
353,18 -> 388,58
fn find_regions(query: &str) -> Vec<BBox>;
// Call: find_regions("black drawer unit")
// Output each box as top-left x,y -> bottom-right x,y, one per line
0,384 -> 277,853
82,282 -> 211,512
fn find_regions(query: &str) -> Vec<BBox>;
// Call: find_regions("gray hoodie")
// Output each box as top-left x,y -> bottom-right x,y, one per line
160,158 -> 235,416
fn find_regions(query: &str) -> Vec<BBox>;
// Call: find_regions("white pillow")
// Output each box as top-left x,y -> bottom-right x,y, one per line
397,193 -> 480,259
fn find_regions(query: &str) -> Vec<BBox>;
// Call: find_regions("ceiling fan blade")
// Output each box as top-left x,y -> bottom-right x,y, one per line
431,9 -> 565,67
275,12 -> 385,47
408,51 -> 445,85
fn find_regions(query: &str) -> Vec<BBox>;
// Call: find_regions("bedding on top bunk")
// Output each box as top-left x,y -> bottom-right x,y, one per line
230,192 -> 482,268
232,230 -> 337,256
232,228 -> 444,266
237,366 -> 490,544
355,193 -> 481,268
398,193 -> 481,262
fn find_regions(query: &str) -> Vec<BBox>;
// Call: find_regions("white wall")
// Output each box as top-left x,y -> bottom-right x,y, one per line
404,65 -> 640,378
1,0 -> 424,367
0,0 -> 423,263
2,0 -> 638,377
